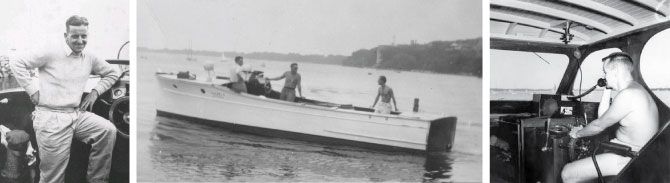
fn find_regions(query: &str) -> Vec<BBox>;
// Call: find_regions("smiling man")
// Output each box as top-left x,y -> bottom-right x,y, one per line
9,15 -> 120,183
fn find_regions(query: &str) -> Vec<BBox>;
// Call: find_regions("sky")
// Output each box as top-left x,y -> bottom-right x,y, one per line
491,30 -> 670,89
137,0 -> 482,55
0,0 -> 129,59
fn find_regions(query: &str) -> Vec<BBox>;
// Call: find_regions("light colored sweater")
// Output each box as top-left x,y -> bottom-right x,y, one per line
10,49 -> 120,110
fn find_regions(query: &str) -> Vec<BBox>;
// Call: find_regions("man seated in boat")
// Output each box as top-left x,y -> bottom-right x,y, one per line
561,52 -> 659,183
268,63 -> 302,102
9,15 -> 120,183
371,76 -> 398,114
228,56 -> 248,93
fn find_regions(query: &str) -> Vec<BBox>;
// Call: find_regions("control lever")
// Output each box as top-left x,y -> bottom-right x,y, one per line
542,118 -> 551,151
568,78 -> 607,101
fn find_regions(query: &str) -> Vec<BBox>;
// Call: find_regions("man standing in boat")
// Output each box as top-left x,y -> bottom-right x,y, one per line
10,15 -> 120,183
371,76 -> 398,114
229,56 -> 248,93
268,63 -> 302,102
561,52 -> 659,183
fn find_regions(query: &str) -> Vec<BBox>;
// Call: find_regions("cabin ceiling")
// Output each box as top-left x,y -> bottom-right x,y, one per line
491,0 -> 670,46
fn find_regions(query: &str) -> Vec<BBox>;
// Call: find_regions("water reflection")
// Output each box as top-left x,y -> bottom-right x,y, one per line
148,116 -> 455,182
423,152 -> 455,182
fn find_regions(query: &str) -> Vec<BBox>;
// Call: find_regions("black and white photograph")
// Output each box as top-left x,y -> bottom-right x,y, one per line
0,0 -> 130,182
489,0 -> 670,182
137,0 -> 482,182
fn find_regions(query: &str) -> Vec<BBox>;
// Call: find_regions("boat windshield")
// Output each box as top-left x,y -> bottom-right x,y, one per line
641,28 -> 670,105
490,49 -> 568,101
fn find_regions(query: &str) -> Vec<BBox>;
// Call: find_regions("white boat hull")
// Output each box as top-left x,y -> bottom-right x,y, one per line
155,73 -> 456,152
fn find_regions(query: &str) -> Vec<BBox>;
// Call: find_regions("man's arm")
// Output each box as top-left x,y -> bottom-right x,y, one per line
268,73 -> 286,81
90,56 -> 120,94
371,89 -> 380,108
80,56 -> 120,111
597,89 -> 612,117
9,53 -> 49,98
573,90 -> 634,138
297,75 -> 302,97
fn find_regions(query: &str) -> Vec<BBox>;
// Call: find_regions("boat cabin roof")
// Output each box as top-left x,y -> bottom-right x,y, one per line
491,0 -> 670,48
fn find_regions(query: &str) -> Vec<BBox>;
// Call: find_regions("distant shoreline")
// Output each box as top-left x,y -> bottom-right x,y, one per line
138,37 -> 482,78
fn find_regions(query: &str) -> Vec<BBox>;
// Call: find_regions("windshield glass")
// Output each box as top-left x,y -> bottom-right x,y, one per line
491,49 -> 568,101
641,28 -> 670,105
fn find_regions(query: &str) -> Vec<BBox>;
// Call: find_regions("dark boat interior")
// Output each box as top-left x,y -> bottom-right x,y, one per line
217,71 -> 402,115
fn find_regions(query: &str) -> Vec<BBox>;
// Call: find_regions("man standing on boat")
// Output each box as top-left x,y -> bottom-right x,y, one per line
371,76 -> 398,114
561,52 -> 659,183
229,56 -> 248,93
268,63 -> 302,102
10,15 -> 120,183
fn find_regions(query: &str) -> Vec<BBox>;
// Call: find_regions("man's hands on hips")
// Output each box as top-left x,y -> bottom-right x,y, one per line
30,91 -> 39,105
569,126 -> 584,138
80,90 -> 99,111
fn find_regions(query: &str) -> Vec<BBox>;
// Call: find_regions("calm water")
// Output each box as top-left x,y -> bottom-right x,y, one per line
137,52 -> 482,182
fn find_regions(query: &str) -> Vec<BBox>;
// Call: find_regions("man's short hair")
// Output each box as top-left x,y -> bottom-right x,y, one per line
235,56 -> 243,62
290,63 -> 298,68
379,75 -> 387,83
66,15 -> 89,31
602,52 -> 634,74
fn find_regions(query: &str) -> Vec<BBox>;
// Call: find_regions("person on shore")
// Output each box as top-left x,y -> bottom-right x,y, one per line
228,56 -> 248,93
10,15 -> 120,183
371,76 -> 398,114
268,63 -> 302,102
561,52 -> 659,183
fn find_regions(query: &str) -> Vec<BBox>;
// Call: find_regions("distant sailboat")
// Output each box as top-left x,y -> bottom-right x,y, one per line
186,40 -> 197,61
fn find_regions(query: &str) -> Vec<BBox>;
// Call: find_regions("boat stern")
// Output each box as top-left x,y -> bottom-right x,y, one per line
426,116 -> 457,152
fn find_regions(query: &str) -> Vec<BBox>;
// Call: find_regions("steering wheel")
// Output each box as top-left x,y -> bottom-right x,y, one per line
263,80 -> 272,95
109,96 -> 129,139
567,137 -> 594,161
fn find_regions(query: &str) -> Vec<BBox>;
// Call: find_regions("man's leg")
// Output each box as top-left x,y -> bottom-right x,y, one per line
561,153 -> 631,183
286,89 -> 296,102
72,112 -> 116,183
280,88 -> 288,101
32,110 -> 74,183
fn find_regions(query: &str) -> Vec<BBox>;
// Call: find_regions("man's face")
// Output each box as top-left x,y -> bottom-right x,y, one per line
377,78 -> 383,85
291,65 -> 298,73
236,58 -> 244,66
603,60 -> 616,90
65,25 -> 88,54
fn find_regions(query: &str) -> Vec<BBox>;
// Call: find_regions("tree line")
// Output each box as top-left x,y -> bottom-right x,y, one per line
138,37 -> 482,77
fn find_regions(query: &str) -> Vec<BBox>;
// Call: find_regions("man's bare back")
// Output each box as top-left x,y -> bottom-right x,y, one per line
614,82 -> 658,147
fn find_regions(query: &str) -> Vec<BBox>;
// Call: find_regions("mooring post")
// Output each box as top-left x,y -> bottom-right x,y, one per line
413,98 -> 419,112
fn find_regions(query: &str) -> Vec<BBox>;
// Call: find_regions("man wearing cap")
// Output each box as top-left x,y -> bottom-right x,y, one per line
561,52 -> 659,183
10,15 -> 120,183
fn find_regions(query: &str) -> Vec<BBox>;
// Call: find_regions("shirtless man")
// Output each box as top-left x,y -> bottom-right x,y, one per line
561,52 -> 659,183
268,63 -> 302,102
371,76 -> 398,114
